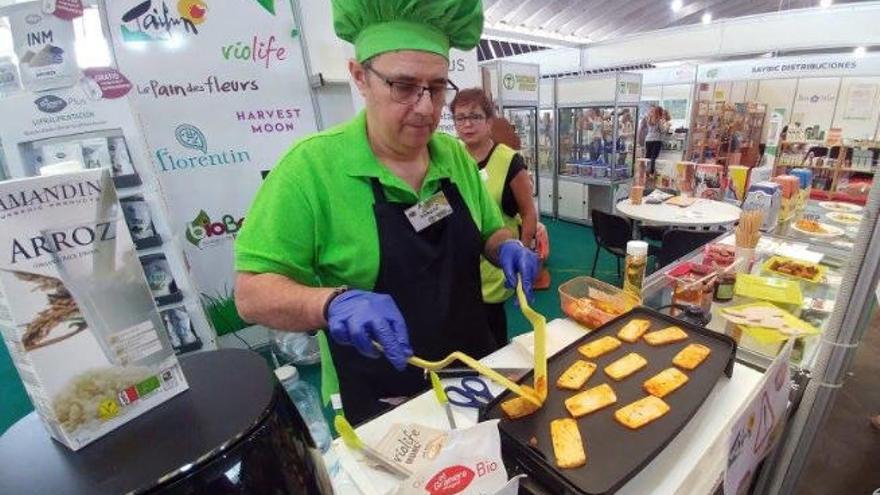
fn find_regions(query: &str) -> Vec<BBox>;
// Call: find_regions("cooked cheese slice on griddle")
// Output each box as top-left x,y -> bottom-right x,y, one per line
614,395 -> 670,429
577,336 -> 622,359
643,367 -> 689,398
643,326 -> 688,346
617,319 -> 651,343
672,343 -> 712,370
556,360 -> 597,390
564,383 -> 617,418
550,418 -> 587,469
604,352 -> 648,381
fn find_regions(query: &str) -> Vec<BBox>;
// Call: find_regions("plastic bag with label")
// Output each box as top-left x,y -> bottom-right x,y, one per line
395,420 -> 508,495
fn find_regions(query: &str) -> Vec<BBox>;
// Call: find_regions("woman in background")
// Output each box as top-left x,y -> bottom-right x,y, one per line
452,88 -> 538,346
587,108 -> 606,163
639,105 -> 669,177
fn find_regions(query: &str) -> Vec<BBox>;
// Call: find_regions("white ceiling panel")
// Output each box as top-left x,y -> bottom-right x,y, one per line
484,0 -> 876,46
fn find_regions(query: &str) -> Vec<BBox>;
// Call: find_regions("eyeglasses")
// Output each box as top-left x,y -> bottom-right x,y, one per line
366,65 -> 459,106
453,114 -> 487,124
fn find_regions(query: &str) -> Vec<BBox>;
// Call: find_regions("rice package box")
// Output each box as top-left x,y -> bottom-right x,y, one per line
0,169 -> 188,450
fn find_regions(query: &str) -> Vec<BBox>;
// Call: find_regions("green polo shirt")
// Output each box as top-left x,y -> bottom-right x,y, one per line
235,110 -> 504,290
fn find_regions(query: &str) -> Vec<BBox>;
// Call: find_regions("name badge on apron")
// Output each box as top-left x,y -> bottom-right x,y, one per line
405,190 -> 454,232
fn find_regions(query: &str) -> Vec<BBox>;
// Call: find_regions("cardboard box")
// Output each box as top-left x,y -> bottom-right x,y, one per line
0,169 -> 187,450
744,182 -> 782,231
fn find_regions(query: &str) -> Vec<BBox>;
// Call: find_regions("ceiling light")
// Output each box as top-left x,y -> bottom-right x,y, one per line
819,0 -> 833,7
854,46 -> 866,57
701,12 -> 712,24
671,0 -> 683,12
484,22 -> 590,45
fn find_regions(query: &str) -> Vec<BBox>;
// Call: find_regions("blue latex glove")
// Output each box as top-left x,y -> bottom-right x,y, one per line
327,290 -> 413,371
498,239 -> 539,303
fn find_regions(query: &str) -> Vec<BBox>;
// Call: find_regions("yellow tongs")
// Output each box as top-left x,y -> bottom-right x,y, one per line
516,278 -> 549,403
372,277 -> 547,407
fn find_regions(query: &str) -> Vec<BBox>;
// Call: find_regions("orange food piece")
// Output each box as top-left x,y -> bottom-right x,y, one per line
563,298 -> 618,328
500,385 -> 542,420
795,219 -> 826,234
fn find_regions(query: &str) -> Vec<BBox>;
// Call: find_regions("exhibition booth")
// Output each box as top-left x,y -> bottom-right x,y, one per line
0,1 -> 878,495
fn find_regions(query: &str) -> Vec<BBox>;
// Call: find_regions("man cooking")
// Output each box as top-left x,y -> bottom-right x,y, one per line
234,0 -> 538,424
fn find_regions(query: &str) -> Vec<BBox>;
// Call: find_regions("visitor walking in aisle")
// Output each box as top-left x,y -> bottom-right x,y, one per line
639,105 -> 670,180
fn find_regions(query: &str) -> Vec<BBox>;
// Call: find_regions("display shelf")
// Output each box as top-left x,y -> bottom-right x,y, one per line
550,72 -> 642,224
687,101 -> 766,167
505,107 -> 537,169
774,141 -> 876,203
558,105 -> 638,169
503,107 -> 541,207
155,291 -> 186,307
640,230 -> 846,374
537,108 -> 555,178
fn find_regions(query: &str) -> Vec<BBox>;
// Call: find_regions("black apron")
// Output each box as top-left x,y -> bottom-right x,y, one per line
328,177 -> 497,425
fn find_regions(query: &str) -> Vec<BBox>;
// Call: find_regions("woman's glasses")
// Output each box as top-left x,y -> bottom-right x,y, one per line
452,114 -> 487,124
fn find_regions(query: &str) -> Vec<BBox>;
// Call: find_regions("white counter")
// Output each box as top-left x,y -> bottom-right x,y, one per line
333,318 -> 764,495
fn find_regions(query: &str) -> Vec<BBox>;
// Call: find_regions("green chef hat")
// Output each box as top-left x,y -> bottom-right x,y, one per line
332,0 -> 484,62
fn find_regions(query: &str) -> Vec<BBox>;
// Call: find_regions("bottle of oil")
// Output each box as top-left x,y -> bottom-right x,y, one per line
623,241 -> 648,299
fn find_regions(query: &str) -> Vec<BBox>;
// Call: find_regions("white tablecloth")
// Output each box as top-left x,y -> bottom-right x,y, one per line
333,318 -> 764,495
616,198 -> 741,227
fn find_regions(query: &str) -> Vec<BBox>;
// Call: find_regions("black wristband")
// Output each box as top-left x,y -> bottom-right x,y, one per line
322,286 -> 349,321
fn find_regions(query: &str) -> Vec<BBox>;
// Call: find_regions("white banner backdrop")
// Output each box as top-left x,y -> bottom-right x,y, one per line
698,54 -> 880,82
439,48 -> 481,136
104,0 -> 318,335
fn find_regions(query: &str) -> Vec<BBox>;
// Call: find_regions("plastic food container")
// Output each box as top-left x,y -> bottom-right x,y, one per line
559,276 -> 640,330
664,262 -> 717,313
734,274 -> 804,311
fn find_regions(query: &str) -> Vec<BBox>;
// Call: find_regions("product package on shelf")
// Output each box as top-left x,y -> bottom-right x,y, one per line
675,161 -> 697,196
160,306 -> 202,354
695,163 -> 723,200
850,148 -> 874,171
789,169 -> 813,210
20,132 -> 142,188
0,56 -> 22,96
120,195 -> 162,250
140,254 -> 183,306
5,2 -> 79,92
0,169 -> 189,450
772,175 -> 801,221
725,165 -> 751,203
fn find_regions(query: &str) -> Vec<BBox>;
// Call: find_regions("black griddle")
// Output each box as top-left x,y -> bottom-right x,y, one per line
479,307 -> 736,495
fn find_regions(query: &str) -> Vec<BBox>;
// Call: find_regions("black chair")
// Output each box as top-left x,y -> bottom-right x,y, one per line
590,209 -> 658,280
657,229 -> 723,269
637,188 -> 678,244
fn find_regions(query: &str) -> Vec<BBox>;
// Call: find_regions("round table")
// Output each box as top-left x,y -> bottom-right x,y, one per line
616,198 -> 742,227
0,349 -> 331,494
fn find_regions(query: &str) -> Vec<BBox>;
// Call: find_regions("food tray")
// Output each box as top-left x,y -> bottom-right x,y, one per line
760,255 -> 826,284
559,276 -> 640,330
479,307 -> 736,495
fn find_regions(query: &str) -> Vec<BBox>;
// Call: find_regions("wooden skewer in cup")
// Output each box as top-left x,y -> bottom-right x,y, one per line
735,209 -> 764,249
